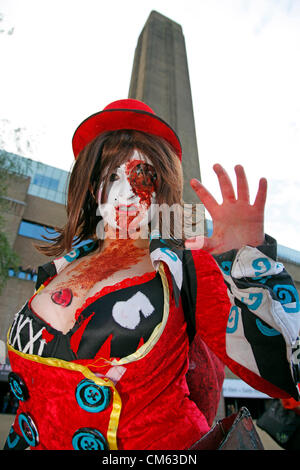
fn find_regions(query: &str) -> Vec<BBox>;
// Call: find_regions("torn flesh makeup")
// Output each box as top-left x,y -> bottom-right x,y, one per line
125,159 -> 157,208
97,151 -> 157,233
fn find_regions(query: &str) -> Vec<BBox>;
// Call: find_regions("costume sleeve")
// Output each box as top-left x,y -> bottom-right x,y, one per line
184,234 -> 300,401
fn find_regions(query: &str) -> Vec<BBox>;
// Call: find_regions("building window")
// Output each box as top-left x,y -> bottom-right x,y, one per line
8,267 -> 37,282
18,220 -> 93,246
18,220 -> 58,242
33,174 -> 59,191
10,221 -> 94,282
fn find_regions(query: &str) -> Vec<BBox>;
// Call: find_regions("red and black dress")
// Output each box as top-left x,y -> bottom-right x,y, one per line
4,235 -> 300,450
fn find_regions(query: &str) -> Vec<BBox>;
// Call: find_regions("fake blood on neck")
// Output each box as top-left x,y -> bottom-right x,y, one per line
57,239 -> 148,293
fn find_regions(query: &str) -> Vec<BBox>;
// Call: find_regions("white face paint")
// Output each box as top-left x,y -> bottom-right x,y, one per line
97,150 -> 157,234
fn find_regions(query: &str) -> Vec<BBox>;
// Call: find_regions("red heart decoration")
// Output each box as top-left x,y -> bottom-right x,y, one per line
51,288 -> 73,307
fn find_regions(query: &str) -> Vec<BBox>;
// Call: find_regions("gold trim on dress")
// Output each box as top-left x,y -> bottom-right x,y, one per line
110,263 -> 170,366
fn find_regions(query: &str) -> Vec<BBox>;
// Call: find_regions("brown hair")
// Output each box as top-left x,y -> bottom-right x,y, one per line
35,130 -> 185,257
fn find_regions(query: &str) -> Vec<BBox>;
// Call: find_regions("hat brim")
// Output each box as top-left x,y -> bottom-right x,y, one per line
72,108 -> 182,160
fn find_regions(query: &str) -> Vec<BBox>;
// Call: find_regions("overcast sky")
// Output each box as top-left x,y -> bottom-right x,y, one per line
1,0 -> 300,251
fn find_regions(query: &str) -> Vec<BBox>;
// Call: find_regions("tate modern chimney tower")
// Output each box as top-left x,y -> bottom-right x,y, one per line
128,11 -> 201,204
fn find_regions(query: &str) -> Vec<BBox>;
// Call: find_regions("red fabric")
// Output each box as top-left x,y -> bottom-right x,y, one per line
114,266 -> 210,450
281,384 -> 300,414
191,249 -> 293,399
8,264 -> 210,450
281,397 -> 300,414
104,99 -> 155,113
9,249 -> 293,451
70,312 -> 95,355
9,351 -> 113,450
41,329 -> 54,343
186,334 -> 225,426
72,99 -> 182,160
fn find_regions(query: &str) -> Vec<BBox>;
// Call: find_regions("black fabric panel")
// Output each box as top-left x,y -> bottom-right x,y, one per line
234,270 -> 299,307
149,237 -> 184,307
35,262 -> 57,291
180,250 -> 197,343
74,273 -> 164,359
236,298 -> 298,399
3,427 -> 29,450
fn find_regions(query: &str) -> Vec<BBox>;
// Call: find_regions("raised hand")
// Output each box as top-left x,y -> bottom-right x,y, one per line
185,164 -> 267,254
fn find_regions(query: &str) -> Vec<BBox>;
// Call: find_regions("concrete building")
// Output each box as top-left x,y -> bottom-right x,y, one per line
0,153 -> 69,394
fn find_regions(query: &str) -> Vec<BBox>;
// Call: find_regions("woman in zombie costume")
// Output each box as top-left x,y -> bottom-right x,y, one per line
4,99 -> 300,451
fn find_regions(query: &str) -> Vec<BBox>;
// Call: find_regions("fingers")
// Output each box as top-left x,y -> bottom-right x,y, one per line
235,165 -> 250,203
214,164 -> 261,206
213,164 -> 236,202
192,164 -> 267,211
253,177 -> 267,210
190,178 -> 219,216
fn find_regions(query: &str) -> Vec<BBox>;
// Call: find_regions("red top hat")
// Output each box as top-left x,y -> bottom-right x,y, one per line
72,99 -> 182,161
